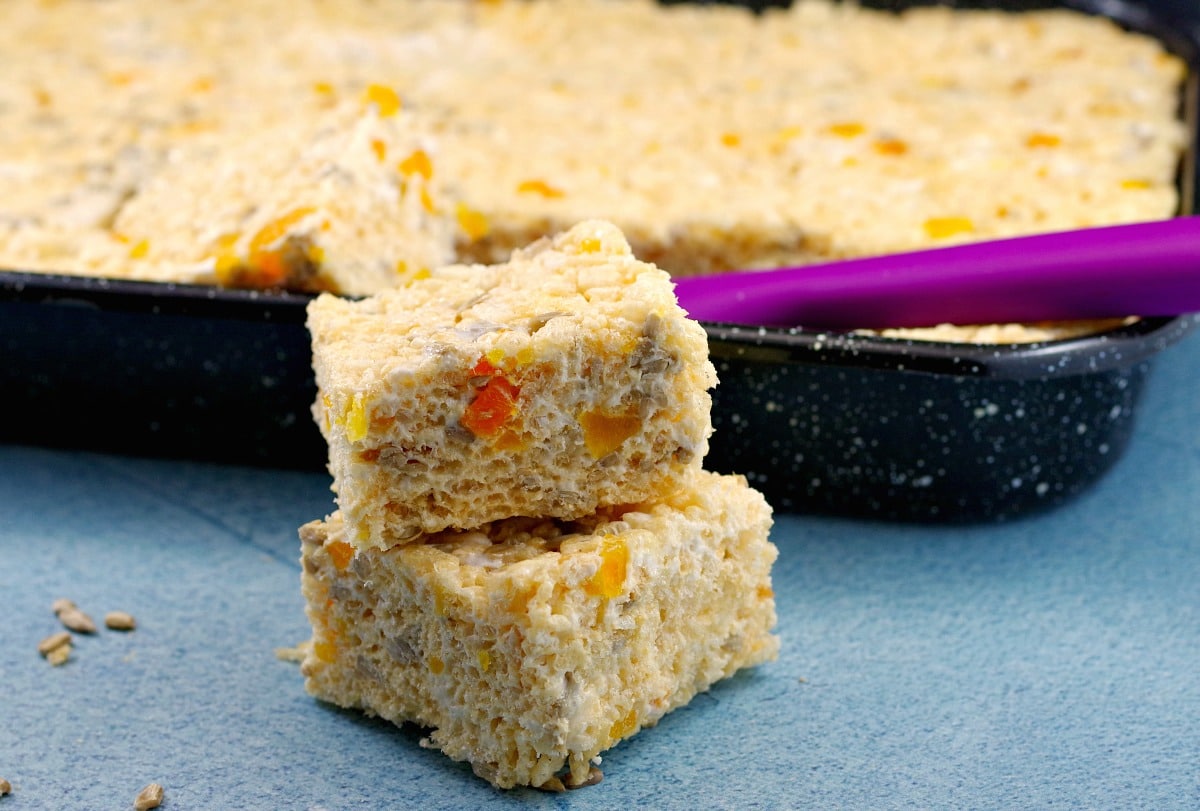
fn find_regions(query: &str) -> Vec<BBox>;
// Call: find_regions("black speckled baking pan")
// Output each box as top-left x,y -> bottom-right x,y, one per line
0,277 -> 324,468
3,274 -> 1196,522
703,315 -> 1198,519
2,0 -> 1200,523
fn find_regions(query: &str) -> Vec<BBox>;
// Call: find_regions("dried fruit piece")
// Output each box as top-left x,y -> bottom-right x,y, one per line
313,639 -> 338,664
397,149 -> 433,180
923,216 -> 975,240
326,540 -> 355,571
455,203 -> 490,240
133,782 -> 164,810
248,207 -> 317,255
585,538 -> 629,599
1025,132 -> 1062,148
0,777 -> 10,796
578,407 -> 641,459
105,611 -> 137,631
343,393 -> 369,443
461,376 -> 520,438
872,138 -> 908,156
607,706 -> 639,740
419,186 -> 437,214
827,121 -> 865,138
516,179 -> 565,198
363,83 -> 401,116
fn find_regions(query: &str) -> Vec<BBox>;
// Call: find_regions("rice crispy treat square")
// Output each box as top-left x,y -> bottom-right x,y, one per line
105,101 -> 454,293
307,220 -> 716,547
299,469 -> 778,789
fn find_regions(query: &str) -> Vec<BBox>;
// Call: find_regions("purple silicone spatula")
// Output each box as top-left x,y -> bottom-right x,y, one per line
672,216 -> 1200,329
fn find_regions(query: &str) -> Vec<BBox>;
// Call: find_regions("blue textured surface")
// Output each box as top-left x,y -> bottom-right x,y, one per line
3,332 -> 1200,810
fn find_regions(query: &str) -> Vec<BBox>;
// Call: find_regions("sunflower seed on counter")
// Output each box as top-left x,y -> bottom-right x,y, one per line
104,611 -> 137,631
133,782 -> 164,810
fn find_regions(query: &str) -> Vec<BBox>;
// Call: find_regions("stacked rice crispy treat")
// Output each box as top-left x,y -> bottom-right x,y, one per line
300,221 -> 779,789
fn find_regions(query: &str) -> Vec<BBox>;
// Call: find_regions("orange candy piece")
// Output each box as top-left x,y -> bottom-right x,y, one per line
461,375 -> 520,438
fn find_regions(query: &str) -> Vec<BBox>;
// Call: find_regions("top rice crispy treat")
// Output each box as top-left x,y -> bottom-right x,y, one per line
307,220 -> 715,547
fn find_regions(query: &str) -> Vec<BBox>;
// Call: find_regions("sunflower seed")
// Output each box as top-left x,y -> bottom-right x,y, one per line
46,643 -> 71,667
104,611 -> 137,631
51,598 -> 76,616
38,631 -> 72,657
133,782 -> 164,810
58,607 -> 97,634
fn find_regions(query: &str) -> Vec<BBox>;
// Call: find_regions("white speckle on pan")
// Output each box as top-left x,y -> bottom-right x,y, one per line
1076,422 -> 1088,434
1036,482 -> 1050,496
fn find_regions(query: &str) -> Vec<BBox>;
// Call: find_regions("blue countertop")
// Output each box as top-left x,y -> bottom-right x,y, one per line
2,330 -> 1199,810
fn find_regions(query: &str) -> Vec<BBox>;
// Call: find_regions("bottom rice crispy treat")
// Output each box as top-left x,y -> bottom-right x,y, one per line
299,470 -> 778,789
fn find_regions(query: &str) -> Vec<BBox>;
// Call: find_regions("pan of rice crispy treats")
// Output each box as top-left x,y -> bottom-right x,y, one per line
1,0 -> 1198,521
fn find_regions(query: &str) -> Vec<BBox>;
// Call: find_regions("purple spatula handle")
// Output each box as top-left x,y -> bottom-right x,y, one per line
673,217 -> 1200,329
